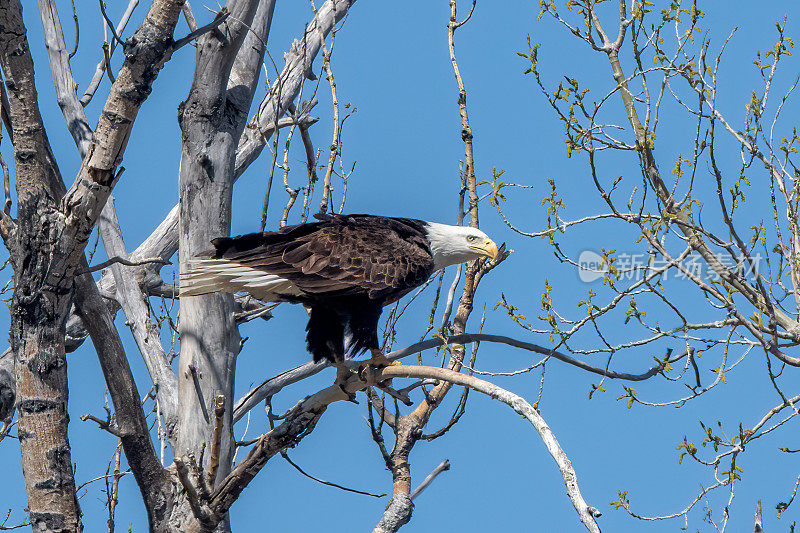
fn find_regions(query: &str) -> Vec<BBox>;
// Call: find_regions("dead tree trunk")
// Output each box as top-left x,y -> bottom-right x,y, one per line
1,2 -> 81,528
174,1 -> 266,530
1,0 -> 185,530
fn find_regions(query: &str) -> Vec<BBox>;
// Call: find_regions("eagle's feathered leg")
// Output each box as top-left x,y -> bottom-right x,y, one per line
306,305 -> 357,402
346,301 -> 400,384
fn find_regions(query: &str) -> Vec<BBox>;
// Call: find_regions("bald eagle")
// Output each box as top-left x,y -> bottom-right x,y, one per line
180,214 -> 498,368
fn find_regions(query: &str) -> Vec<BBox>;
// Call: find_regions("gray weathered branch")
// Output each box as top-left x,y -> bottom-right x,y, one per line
175,7 -> 264,529
228,365 -> 599,533
377,365 -> 602,533
98,200 -> 179,423
233,333 -> 688,421
80,0 -> 140,106
373,495 -> 413,533
409,459 -> 450,500
72,269 -> 176,531
59,0 -> 185,266
37,0 -> 92,151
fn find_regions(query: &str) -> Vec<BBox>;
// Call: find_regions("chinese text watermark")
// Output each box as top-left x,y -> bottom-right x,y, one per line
577,250 -> 763,283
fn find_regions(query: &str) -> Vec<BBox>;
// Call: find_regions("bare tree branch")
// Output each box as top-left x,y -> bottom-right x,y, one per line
754,499 -> 762,532
80,0 -> 140,106
228,363 -> 602,532
81,256 -> 169,273
377,365 -> 601,532
233,0 -> 356,178
206,394 -> 226,491
233,332 -> 683,422
99,0 -> 125,48
37,0 -> 92,151
410,460 -> 450,500
60,0 -> 185,259
97,200 -> 178,422
72,270 -> 175,530
172,8 -> 230,50
281,451 -> 386,498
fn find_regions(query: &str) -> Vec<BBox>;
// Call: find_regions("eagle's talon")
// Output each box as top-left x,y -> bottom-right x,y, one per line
335,361 -> 358,403
358,363 -> 379,387
338,383 -> 358,403
368,349 -> 401,369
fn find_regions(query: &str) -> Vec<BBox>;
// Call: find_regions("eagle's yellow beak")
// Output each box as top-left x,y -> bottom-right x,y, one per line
472,238 -> 499,261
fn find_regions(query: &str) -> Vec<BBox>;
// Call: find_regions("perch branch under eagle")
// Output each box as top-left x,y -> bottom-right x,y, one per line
180,214 -> 499,381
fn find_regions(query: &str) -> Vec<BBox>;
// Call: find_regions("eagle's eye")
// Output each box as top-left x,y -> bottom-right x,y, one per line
466,235 -> 479,242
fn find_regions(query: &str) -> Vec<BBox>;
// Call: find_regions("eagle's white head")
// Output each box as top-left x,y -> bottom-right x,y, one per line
423,222 -> 499,270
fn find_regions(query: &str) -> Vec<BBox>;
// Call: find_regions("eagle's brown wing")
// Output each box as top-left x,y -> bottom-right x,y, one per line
211,215 -> 435,301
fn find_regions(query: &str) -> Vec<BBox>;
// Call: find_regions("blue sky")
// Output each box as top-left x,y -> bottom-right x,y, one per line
1,1 -> 799,531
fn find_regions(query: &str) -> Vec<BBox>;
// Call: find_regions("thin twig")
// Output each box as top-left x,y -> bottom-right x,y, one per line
102,42 -> 115,83
68,0 -> 79,60
318,32 -> 339,213
410,459 -> 450,500
98,0 -> 125,48
451,0 -> 477,29
81,256 -> 170,274
173,8 -> 231,50
79,0 -> 139,106
281,451 -> 386,498
233,331 -> 686,422
107,440 -> 122,533
80,413 -> 122,437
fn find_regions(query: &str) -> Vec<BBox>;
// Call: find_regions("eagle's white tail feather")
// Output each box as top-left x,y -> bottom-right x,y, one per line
180,259 -> 301,302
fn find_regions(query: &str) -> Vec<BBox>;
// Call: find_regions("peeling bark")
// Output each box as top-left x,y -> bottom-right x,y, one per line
373,495 -> 413,533
175,1 -> 264,531
0,1 -> 80,529
1,1 -> 185,530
